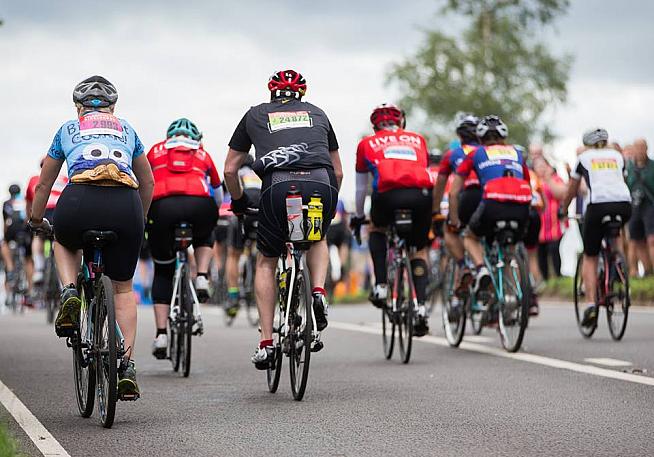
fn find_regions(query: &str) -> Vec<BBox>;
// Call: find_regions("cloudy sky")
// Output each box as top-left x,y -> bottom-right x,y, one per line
1,0 -> 653,200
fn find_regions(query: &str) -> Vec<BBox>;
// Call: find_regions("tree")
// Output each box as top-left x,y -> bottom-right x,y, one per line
388,0 -> 571,147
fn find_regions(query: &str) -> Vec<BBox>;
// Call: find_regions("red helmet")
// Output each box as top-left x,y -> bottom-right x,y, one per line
268,70 -> 307,97
370,103 -> 404,129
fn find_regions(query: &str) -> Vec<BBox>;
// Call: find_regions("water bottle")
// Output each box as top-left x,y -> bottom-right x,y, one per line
306,191 -> 323,241
286,186 -> 304,241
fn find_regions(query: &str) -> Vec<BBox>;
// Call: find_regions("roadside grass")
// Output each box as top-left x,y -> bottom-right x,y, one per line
0,422 -> 24,457
542,276 -> 654,305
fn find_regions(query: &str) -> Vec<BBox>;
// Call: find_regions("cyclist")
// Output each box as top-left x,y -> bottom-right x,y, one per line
25,158 -> 68,284
146,118 -> 222,358
450,115 -> 532,292
326,199 -> 351,288
3,184 -> 33,300
29,75 -> 154,399
224,153 -> 261,318
224,69 -> 342,368
561,128 -> 631,328
350,103 -> 433,336
433,114 -> 481,292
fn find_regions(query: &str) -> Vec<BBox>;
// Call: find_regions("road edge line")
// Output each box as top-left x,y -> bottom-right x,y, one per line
0,378 -> 71,457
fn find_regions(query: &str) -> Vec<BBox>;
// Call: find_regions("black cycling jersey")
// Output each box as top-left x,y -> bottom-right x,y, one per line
229,98 -> 338,175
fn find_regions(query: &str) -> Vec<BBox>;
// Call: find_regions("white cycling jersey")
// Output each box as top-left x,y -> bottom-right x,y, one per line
571,148 -> 631,204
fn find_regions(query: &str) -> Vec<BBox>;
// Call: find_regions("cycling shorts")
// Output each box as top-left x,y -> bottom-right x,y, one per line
5,224 -> 32,257
258,168 -> 338,258
468,200 -> 530,242
458,185 -> 482,227
371,187 -> 432,250
227,214 -> 258,251
326,222 -> 350,248
54,184 -> 144,282
583,202 -> 631,256
524,207 -> 541,249
628,200 -> 654,241
214,217 -> 230,243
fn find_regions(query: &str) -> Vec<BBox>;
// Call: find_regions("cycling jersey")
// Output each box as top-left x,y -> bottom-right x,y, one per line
456,144 -> 531,204
356,128 -> 433,193
229,98 -> 338,175
3,198 -> 26,226
571,148 -> 631,204
26,175 -> 68,209
438,143 -> 480,187
147,140 -> 221,201
47,112 -> 144,188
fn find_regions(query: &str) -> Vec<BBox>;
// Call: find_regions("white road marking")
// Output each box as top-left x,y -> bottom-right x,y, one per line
584,358 -> 633,367
330,321 -> 654,387
0,378 -> 71,456
462,335 -> 494,343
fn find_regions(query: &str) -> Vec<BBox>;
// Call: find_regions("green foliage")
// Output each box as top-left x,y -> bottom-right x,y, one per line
0,423 -> 24,457
388,0 -> 571,147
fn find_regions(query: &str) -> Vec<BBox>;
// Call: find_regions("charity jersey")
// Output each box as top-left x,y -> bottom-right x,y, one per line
147,139 -> 221,201
438,144 -> 480,187
356,128 -> 433,193
26,174 -> 68,209
47,112 -> 144,188
571,148 -> 631,204
456,144 -> 531,203
228,98 -> 338,176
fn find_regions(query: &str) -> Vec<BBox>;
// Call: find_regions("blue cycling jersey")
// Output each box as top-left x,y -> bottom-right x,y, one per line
47,112 -> 144,188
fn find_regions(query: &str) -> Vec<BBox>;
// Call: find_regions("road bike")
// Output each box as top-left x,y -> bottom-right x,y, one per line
168,223 -> 204,377
36,231 -> 59,323
6,231 -> 30,313
426,226 -> 447,317
573,215 -> 629,340
210,218 -> 229,307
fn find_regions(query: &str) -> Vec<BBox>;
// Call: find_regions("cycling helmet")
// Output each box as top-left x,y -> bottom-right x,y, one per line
582,128 -> 609,147
429,148 -> 443,165
73,75 -> 118,108
8,184 -> 20,197
455,113 -> 479,141
370,103 -> 404,129
476,115 -> 509,140
268,70 -> 307,98
166,118 -> 203,141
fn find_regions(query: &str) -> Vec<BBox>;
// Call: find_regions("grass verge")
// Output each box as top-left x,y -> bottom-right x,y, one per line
0,422 -> 23,457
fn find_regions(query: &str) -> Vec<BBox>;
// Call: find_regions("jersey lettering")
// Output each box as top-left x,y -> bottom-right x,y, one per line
591,158 -> 618,170
79,113 -> 123,137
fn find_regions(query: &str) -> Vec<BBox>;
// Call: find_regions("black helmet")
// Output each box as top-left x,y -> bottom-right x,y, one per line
428,148 -> 443,165
8,184 -> 20,196
455,113 -> 479,142
476,115 -> 509,141
73,75 -> 118,108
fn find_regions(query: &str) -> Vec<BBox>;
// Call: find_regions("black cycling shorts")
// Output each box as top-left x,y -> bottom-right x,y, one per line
227,189 -> 261,250
468,200 -> 530,241
371,187 -> 433,250
628,201 -> 654,241
258,168 -> 338,258
524,207 -> 541,249
326,222 -> 350,248
214,218 -> 230,243
583,202 -> 631,256
5,224 -> 32,257
54,184 -> 144,282
147,195 -> 218,262
458,186 -> 482,227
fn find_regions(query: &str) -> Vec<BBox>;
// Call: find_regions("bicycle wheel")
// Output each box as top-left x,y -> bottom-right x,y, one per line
180,266 -> 193,378
607,253 -> 630,341
441,257 -> 466,347
288,266 -> 312,401
397,261 -> 413,364
498,247 -> 530,352
169,318 -> 180,372
73,279 -> 95,418
244,254 -> 259,327
382,263 -> 396,360
45,258 -> 59,324
574,253 -> 596,338
267,305 -> 283,393
95,276 -> 117,428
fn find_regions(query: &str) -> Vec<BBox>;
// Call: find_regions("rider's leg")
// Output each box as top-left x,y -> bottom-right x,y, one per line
151,260 -> 175,331
53,241 -> 81,285
194,246 -> 213,276
1,241 -> 13,272
255,254 -> 277,341
113,279 -> 137,360
307,239 -> 329,290
368,227 -> 388,285
444,229 -> 464,261
32,236 -> 45,279
410,248 -> 428,303
225,246 -> 242,308
464,234 -> 484,267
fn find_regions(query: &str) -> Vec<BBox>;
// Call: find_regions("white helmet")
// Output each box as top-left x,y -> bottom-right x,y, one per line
476,115 -> 508,140
582,128 -> 609,147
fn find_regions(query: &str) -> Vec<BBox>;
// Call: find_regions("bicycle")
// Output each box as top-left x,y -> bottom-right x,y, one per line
36,231 -> 59,323
210,218 -> 229,307
426,219 -> 447,317
572,215 -> 629,340
6,230 -> 30,313
239,215 -> 259,327
168,223 -> 204,377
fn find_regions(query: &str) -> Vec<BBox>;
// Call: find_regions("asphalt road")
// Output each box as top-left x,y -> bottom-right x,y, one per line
1,301 -> 654,456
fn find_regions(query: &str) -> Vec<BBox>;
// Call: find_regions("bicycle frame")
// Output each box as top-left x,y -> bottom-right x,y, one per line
169,249 -> 202,327
387,232 -> 418,314
481,240 -> 525,307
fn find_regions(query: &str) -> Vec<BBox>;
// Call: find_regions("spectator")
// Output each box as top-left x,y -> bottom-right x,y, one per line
534,156 -> 567,279
626,138 -> 654,275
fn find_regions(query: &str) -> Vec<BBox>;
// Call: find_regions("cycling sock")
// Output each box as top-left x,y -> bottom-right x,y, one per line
197,272 -> 208,278
369,231 -> 388,284
411,259 -> 428,304
457,258 -> 467,269
312,287 -> 326,296
156,328 -> 166,337
227,287 -> 239,301
259,339 -> 273,349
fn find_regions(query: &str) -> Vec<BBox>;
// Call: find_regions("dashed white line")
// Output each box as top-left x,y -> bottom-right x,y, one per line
330,321 -> 654,387
584,357 -> 633,367
0,378 -> 71,457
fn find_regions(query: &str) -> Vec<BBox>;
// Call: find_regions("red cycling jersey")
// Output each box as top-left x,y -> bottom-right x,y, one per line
26,174 -> 68,209
438,144 -> 480,187
356,128 -> 433,193
147,140 -> 221,201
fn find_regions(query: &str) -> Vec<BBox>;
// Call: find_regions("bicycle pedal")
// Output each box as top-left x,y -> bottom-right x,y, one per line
310,341 -> 324,353
119,393 -> 140,402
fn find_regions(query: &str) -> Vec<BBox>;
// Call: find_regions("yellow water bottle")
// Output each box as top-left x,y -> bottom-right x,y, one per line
307,192 -> 323,241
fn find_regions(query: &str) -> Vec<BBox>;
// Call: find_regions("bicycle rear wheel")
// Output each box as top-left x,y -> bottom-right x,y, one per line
95,276 -> 117,428
441,257 -> 466,347
498,247 -> 530,352
288,267 -> 312,401
607,253 -> 630,341
382,263 -> 396,360
244,254 -> 259,327
267,306 -> 283,393
180,266 -> 193,378
73,279 -> 95,418
397,261 -> 413,364
574,253 -> 597,338
45,258 -> 59,324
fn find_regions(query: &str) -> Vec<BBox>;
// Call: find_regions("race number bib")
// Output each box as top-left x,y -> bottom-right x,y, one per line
383,146 -> 417,161
79,113 -> 123,137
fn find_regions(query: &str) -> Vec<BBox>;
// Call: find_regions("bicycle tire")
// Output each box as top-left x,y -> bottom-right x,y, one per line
382,262 -> 396,360
267,306 -> 283,393
169,320 -> 180,372
607,252 -> 630,341
181,265 -> 193,378
397,261 -> 414,364
245,254 -> 259,327
289,267 -> 312,401
45,258 -> 59,324
498,246 -> 530,352
574,253 -> 597,338
441,257 -> 466,347
73,278 -> 95,418
95,275 -> 117,428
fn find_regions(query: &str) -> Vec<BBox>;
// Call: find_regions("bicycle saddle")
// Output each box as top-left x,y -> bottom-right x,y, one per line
174,222 -> 193,250
82,230 -> 117,248
493,220 -> 520,245
600,215 -> 622,238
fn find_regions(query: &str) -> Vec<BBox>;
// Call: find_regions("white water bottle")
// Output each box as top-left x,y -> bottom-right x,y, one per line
286,186 -> 304,241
